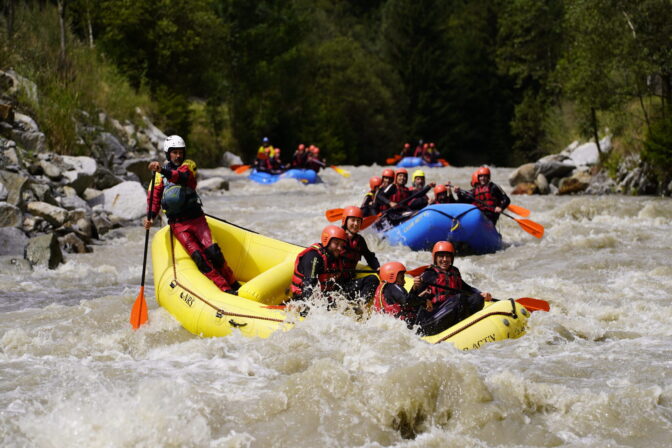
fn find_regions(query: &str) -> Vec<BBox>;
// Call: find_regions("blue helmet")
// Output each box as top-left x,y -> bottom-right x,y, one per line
262,137 -> 270,143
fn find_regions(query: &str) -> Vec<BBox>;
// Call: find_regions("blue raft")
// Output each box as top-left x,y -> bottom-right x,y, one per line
249,168 -> 319,185
381,203 -> 502,254
396,157 -> 443,168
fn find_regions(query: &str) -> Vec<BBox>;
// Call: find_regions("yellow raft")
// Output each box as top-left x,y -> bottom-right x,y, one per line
151,216 -> 529,349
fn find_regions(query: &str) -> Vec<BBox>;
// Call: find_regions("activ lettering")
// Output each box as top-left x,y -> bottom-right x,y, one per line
179,291 -> 195,307
469,333 -> 496,350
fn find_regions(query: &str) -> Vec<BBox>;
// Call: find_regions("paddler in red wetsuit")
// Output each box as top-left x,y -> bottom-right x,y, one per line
143,135 -> 239,294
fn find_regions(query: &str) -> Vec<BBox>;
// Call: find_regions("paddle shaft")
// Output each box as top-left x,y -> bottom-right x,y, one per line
140,175 -> 156,288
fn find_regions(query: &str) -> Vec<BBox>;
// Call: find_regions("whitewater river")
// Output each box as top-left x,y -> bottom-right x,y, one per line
1,165 -> 671,447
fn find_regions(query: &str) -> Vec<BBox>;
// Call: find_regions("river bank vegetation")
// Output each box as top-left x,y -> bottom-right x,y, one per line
1,0 -> 671,185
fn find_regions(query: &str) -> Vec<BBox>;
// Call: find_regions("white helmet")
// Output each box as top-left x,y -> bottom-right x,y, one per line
164,135 -> 186,156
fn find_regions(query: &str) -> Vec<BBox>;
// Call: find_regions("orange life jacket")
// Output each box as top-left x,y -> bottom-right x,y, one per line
290,244 -> 342,296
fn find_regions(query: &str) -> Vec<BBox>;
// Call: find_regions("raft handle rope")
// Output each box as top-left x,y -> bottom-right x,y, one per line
508,298 -> 518,319
169,229 -> 286,325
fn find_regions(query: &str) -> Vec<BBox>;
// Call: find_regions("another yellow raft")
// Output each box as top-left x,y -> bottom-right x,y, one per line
151,216 -> 529,349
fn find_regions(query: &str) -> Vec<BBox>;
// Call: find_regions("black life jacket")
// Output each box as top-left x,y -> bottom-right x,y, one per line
473,183 -> 496,210
426,265 -> 463,304
290,244 -> 342,296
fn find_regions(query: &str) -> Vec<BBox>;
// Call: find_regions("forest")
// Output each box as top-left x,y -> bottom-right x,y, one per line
1,0 -> 671,178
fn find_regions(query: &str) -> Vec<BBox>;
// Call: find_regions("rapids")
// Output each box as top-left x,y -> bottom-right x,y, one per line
1,165 -> 671,447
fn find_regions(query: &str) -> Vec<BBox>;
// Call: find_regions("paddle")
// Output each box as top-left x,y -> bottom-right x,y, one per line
130,174 -> 156,329
325,208 -> 344,222
385,155 -> 402,164
360,213 -> 381,230
330,165 -> 350,178
507,203 -> 530,218
426,282 -> 550,312
501,212 -> 544,239
438,158 -> 450,167
234,165 -> 251,174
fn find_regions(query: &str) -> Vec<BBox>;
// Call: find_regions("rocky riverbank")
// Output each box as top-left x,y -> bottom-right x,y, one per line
0,69 -> 230,271
508,136 -> 672,197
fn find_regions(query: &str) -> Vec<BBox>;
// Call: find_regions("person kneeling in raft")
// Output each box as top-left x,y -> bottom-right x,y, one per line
143,135 -> 240,294
290,225 -> 379,305
412,241 -> 493,335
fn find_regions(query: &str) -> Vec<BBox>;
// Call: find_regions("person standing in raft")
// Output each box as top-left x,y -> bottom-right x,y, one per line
456,166 -> 510,225
143,135 -> 240,294
290,225 -> 379,304
412,241 -> 492,335
373,262 -> 427,326
361,176 -> 382,217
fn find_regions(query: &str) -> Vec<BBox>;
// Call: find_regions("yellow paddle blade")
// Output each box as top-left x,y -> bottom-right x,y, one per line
330,165 -> 350,177
130,286 -> 148,329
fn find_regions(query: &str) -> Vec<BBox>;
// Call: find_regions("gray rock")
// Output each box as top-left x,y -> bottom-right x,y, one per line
0,170 -> 29,206
0,182 -> 7,201
95,132 -> 126,160
534,173 -> 550,195
558,171 -> 592,195
122,158 -> 153,184
535,157 -> 576,182
13,112 -> 40,133
1,69 -> 39,103
83,188 -> 103,201
197,177 -> 229,192
60,155 -> 97,176
0,227 -> 29,255
64,172 -> 94,196
508,163 -> 537,187
25,233 -> 63,269
14,130 -> 46,152
59,232 -> 91,254
101,181 -> 147,220
59,195 -> 91,212
93,167 -> 123,190
221,151 -> 243,167
3,145 -> 23,168
39,160 -> 62,180
26,201 -> 68,227
91,212 -> 113,236
29,183 -> 58,206
0,202 -> 22,227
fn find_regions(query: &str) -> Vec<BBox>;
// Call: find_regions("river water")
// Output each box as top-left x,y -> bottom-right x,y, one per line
1,165 -> 671,447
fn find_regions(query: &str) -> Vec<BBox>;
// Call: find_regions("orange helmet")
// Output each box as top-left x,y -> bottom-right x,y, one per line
434,184 -> 447,195
341,206 -> 364,226
429,142 -> 435,148
477,166 -> 491,177
471,170 -> 479,187
382,169 -> 395,179
379,261 -> 406,283
313,146 -> 320,155
423,143 -> 429,149
369,176 -> 382,189
432,241 -> 455,261
274,148 -> 281,155
395,168 -> 408,176
404,143 -> 410,149
321,225 -> 347,247
298,144 -> 305,151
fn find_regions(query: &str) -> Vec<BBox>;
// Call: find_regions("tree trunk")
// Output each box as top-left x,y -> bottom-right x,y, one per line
591,107 -> 603,158
86,1 -> 94,48
663,72 -> 672,116
4,0 -> 15,40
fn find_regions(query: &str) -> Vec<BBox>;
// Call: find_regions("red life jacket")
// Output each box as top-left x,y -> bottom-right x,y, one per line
473,183 -> 496,211
389,185 -> 411,203
373,283 -> 402,315
427,265 -> 463,304
341,233 -> 365,272
290,244 -> 342,296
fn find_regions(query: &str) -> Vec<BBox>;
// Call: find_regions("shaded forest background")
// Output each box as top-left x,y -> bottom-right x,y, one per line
1,0 -> 671,176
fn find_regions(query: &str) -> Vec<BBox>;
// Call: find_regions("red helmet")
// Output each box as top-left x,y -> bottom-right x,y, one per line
321,225 -> 347,247
423,143 -> 429,149
432,241 -> 455,261
395,168 -> 408,176
313,146 -> 320,154
369,176 -> 382,189
341,206 -> 363,226
429,142 -> 435,148
404,143 -> 410,148
477,166 -> 491,177
382,169 -> 395,179
434,184 -> 447,195
379,261 -> 406,283
298,144 -> 305,151
471,171 -> 479,187
274,148 -> 281,155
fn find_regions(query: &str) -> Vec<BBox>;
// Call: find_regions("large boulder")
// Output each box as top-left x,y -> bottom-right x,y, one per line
534,173 -> 550,195
26,201 -> 68,227
508,163 -> 537,187
0,227 -> 29,256
94,132 -> 126,161
535,154 -> 576,182
25,233 -> 63,269
61,155 -> 97,176
511,182 -> 538,195
0,181 -> 7,201
63,172 -> 95,196
0,202 -> 22,227
0,69 -> 39,103
197,177 -> 229,192
101,181 -> 147,220
558,171 -> 592,195
221,151 -> 243,167
93,166 -> 123,190
39,159 -> 62,180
